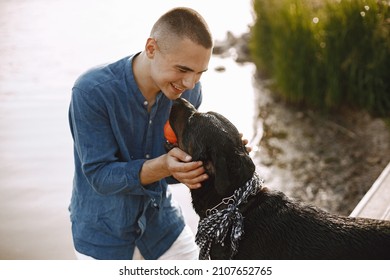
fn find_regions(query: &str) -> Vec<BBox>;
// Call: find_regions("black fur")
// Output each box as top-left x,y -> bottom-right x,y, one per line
169,97 -> 390,259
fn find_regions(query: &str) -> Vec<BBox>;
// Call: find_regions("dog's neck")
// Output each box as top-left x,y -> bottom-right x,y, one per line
204,174 -> 263,217
191,170 -> 255,219
194,172 -> 264,259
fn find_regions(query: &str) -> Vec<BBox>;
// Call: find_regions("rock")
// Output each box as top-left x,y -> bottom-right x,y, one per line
213,31 -> 252,63
214,66 -> 226,72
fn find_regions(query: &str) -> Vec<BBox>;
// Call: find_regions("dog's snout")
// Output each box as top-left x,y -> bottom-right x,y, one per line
172,97 -> 196,113
168,98 -> 198,150
170,98 -> 197,128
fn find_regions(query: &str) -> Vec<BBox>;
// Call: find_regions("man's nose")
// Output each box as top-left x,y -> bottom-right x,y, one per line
182,73 -> 197,90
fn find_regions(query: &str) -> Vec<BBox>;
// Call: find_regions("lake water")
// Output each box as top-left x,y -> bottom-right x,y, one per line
0,0 -> 257,259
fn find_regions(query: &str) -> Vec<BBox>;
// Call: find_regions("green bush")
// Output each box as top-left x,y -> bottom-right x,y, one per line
250,0 -> 390,116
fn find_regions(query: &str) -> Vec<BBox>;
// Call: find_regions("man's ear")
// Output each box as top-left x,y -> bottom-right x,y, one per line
145,38 -> 157,58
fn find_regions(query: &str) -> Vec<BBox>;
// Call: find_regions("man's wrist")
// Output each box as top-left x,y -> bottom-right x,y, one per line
139,155 -> 170,186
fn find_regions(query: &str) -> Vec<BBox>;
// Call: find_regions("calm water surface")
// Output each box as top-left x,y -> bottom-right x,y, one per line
0,0 -> 256,259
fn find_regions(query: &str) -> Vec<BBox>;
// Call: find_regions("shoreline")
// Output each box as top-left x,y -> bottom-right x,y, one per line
215,31 -> 390,215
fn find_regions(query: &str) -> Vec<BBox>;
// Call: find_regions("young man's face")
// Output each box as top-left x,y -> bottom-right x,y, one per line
147,38 -> 212,100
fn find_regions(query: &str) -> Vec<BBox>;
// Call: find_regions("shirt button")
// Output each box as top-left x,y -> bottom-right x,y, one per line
145,154 -> 150,159
143,101 -> 148,106
149,120 -> 152,125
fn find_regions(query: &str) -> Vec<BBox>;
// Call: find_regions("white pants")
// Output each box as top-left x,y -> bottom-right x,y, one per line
74,225 -> 199,260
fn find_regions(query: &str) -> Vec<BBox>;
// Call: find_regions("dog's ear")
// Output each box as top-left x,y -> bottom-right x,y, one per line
208,145 -> 255,197
210,150 -> 231,196
204,148 -> 237,196
191,142 -> 232,196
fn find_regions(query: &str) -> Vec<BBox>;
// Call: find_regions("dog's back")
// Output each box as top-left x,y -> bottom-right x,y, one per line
233,189 -> 390,259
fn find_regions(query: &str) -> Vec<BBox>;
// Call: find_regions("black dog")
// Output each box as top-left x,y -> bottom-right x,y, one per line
168,97 -> 390,260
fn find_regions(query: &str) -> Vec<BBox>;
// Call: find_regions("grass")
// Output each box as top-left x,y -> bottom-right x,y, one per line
250,0 -> 390,116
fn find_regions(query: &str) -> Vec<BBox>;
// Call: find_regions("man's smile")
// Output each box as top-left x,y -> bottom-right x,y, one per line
171,83 -> 185,94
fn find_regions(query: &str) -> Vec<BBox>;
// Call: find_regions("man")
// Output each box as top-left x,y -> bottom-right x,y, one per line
68,7 -> 212,260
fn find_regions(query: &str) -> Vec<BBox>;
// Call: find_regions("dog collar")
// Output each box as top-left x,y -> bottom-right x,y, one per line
195,172 -> 264,259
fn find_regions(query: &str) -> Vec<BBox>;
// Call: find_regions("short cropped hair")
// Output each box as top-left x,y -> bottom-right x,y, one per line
150,7 -> 213,50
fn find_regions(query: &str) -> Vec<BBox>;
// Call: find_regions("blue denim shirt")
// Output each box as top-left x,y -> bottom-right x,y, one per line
68,54 -> 202,259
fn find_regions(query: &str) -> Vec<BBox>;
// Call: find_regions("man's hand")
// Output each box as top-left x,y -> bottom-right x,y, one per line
165,148 -> 208,189
140,147 -> 208,189
240,133 -> 252,153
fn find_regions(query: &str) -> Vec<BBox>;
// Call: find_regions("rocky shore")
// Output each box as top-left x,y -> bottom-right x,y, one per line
214,32 -> 390,215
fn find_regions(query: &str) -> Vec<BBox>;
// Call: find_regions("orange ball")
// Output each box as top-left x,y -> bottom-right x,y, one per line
164,120 -> 177,144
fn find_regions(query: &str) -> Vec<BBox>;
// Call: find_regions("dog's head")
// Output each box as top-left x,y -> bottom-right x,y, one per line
169,98 -> 255,197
